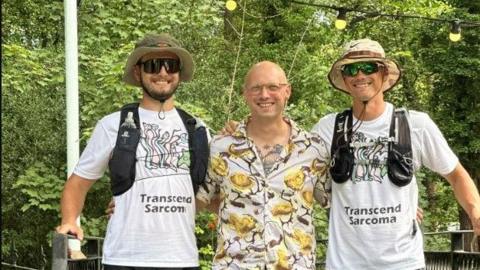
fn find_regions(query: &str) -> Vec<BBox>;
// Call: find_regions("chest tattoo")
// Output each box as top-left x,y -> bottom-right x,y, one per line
258,144 -> 284,175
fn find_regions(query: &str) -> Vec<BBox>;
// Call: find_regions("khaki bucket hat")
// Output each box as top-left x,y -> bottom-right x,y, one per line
123,33 -> 194,86
328,38 -> 401,94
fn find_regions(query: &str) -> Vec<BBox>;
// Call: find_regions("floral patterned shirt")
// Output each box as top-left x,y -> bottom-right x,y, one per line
197,118 -> 330,270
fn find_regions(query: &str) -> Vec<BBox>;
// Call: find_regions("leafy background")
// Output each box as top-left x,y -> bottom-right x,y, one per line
2,0 -> 479,268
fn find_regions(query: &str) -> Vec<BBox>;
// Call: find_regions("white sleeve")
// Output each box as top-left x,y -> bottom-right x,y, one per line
73,120 -> 116,180
311,113 -> 337,153
196,136 -> 223,204
418,113 -> 458,175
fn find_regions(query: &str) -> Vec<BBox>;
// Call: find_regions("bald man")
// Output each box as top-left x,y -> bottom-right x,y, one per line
196,61 -> 330,270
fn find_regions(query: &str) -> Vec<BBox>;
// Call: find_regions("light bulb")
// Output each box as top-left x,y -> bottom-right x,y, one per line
449,32 -> 461,42
226,0 -> 237,11
449,20 -> 461,42
335,19 -> 347,30
335,8 -> 347,30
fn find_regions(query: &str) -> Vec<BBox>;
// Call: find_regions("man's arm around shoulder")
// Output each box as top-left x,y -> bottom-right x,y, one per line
56,174 -> 95,240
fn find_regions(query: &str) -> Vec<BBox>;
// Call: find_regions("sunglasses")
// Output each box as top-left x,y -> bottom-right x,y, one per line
138,58 -> 181,74
341,62 -> 381,77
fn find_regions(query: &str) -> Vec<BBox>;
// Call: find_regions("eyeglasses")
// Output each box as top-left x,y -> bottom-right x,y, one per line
138,58 -> 181,74
341,62 -> 382,77
246,83 -> 289,94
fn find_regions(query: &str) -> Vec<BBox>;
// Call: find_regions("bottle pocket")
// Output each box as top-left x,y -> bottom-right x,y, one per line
109,147 -> 136,196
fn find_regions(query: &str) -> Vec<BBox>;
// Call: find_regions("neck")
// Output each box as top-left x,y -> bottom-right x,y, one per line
140,95 -> 175,111
352,99 -> 386,121
247,116 -> 290,145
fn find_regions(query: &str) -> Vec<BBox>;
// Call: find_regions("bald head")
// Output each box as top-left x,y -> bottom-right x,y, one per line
243,61 -> 288,90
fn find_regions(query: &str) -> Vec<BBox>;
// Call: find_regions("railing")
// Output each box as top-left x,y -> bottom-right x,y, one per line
2,233 -> 103,270
51,233 -> 103,270
1,241 -> 46,270
2,231 -> 479,269
424,230 -> 479,270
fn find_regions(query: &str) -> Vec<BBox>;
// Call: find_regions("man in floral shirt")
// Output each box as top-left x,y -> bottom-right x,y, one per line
196,61 -> 330,270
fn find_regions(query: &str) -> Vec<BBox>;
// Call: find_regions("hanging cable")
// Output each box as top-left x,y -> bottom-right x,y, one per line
225,0 -> 290,19
225,0 -> 247,122
288,13 -> 315,79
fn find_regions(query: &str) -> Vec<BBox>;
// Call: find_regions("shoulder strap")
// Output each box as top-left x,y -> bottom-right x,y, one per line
176,107 -> 196,175
176,107 -> 196,140
109,102 -> 141,196
176,107 -> 209,194
387,107 -> 413,187
389,108 -> 410,148
331,108 -> 353,156
329,108 -> 355,184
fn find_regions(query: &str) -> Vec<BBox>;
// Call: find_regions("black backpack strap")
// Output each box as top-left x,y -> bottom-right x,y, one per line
109,103 -> 141,196
176,107 -> 209,194
329,109 -> 354,184
330,109 -> 352,156
387,107 -> 413,187
177,107 -> 196,145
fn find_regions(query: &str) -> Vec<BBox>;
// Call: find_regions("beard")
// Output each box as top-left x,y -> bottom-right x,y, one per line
140,76 -> 178,103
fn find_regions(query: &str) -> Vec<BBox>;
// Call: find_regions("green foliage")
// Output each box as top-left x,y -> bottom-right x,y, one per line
80,216 -> 109,239
2,43 -> 67,267
2,0 -> 65,48
13,162 -> 65,212
195,212 -> 217,269
313,205 -> 329,262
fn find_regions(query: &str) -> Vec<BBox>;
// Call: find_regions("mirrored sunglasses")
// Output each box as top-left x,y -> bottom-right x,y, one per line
341,62 -> 381,77
138,58 -> 180,74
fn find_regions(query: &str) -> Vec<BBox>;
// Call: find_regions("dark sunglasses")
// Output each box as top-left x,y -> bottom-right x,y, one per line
138,58 -> 181,74
341,62 -> 381,77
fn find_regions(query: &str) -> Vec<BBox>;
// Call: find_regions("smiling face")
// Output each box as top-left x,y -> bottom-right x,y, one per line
343,63 -> 387,102
243,61 -> 291,121
134,51 -> 180,103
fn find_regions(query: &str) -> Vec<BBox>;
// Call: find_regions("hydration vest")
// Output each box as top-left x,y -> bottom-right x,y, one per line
108,103 -> 209,196
329,107 -> 414,187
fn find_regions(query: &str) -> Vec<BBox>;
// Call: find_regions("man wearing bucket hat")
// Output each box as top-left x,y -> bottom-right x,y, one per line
312,38 -> 480,269
56,33 -> 207,269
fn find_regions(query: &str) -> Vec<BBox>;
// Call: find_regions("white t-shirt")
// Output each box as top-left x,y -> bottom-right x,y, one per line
311,102 -> 458,270
74,107 -> 202,267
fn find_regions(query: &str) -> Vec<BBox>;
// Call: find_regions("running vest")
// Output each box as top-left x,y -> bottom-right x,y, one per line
108,103 -> 209,196
329,107 -> 414,187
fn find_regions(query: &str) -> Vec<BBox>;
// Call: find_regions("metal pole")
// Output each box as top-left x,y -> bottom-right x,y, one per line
64,0 -> 82,256
64,1 -> 79,176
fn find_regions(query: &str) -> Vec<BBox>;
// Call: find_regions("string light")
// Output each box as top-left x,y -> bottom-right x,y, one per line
226,0 -> 237,11
334,8 -> 347,30
449,20 -> 461,42
289,0 -> 480,42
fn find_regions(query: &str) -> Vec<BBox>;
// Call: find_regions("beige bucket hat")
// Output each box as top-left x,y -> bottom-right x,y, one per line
123,33 -> 194,86
328,38 -> 401,94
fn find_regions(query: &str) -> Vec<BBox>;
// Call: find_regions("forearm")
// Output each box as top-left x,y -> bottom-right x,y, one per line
445,164 -> 480,220
452,185 -> 480,225
60,174 -> 95,225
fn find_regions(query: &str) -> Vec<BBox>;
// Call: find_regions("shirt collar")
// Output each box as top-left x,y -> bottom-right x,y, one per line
232,116 -> 306,143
